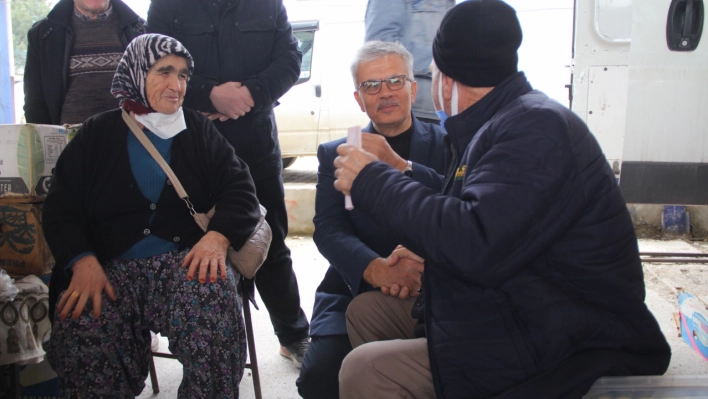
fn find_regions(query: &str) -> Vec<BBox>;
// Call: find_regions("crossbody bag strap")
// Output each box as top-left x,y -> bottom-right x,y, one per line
121,109 -> 197,214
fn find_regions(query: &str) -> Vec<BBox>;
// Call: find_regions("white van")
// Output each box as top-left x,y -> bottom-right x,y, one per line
571,0 -> 706,204
275,2 -> 371,168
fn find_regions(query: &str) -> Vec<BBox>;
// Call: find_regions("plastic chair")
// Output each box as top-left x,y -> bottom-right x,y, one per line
148,289 -> 262,399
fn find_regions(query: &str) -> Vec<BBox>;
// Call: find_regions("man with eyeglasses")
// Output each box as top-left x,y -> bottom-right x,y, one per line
296,41 -> 448,399
365,0 -> 454,124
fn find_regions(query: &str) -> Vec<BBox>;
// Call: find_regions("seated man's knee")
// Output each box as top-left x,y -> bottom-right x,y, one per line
345,291 -> 380,325
339,344 -> 374,395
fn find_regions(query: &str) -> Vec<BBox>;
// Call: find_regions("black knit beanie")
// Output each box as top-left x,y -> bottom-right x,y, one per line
433,0 -> 522,88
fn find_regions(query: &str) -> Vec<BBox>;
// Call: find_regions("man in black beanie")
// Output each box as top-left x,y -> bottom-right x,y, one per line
333,1 -> 671,398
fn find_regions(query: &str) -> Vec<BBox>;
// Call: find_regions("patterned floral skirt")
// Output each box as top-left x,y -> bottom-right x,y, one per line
46,248 -> 247,398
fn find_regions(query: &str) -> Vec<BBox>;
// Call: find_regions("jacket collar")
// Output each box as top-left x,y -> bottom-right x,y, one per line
362,114 -> 434,164
48,0 -> 141,29
409,116 -> 435,164
444,72 -> 533,157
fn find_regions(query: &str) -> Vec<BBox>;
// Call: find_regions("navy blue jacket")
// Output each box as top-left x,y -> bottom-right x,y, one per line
146,0 -> 301,180
350,73 -> 671,398
310,118 -> 447,336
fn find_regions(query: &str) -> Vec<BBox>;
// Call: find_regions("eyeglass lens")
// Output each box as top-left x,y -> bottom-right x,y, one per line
360,75 -> 407,94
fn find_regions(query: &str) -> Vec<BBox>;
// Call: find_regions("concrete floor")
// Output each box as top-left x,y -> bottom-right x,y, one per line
137,237 -> 708,398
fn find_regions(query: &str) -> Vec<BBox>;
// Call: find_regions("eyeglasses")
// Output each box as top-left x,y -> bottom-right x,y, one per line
358,75 -> 411,95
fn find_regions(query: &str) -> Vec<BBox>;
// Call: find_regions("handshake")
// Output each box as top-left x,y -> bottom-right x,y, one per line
363,245 -> 424,299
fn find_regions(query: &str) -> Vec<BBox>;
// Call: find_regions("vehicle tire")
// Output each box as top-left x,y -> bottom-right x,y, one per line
282,157 -> 298,169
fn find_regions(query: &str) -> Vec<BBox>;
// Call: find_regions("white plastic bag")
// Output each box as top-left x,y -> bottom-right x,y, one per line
0,269 -> 20,302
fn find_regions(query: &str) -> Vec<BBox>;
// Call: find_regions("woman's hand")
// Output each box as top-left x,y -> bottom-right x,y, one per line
57,255 -> 116,320
182,231 -> 231,283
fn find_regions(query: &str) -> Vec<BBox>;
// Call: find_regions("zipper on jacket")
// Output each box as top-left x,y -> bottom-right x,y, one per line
62,26 -> 73,96
442,135 -> 458,195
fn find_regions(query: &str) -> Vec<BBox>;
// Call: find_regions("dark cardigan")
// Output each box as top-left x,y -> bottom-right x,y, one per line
43,108 -> 260,316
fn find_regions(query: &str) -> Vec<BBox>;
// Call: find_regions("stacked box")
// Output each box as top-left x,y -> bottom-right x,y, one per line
0,124 -> 67,201
0,124 -> 66,277
0,203 -> 55,277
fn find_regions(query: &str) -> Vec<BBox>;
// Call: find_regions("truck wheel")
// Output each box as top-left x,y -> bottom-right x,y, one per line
282,157 -> 298,169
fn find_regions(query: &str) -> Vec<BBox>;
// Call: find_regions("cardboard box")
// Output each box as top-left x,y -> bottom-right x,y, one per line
677,288 -> 708,362
0,124 -> 67,201
0,203 -> 54,276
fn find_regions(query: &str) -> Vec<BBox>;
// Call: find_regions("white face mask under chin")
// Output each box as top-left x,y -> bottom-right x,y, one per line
436,76 -> 459,129
134,107 -> 187,139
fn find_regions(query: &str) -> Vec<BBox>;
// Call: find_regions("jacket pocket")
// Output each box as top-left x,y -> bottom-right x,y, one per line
174,22 -> 216,74
234,19 -> 276,74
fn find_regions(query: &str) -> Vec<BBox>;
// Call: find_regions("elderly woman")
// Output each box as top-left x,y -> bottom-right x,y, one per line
42,34 -> 259,398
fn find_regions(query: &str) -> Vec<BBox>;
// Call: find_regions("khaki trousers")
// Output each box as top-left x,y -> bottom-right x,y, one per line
339,291 -> 436,399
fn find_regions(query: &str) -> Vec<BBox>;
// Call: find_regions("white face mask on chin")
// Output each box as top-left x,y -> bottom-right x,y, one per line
134,107 -> 187,139
435,75 -> 459,130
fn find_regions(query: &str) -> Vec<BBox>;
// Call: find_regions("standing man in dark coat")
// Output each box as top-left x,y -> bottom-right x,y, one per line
146,0 -> 311,366
23,0 -> 144,125
297,41 -> 447,399
333,1 -> 671,398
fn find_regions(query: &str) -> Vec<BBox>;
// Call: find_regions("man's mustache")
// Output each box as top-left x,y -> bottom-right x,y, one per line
377,99 -> 399,110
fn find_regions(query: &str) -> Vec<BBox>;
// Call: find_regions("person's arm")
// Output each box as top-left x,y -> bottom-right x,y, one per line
240,2 -> 302,113
347,110 -> 585,287
23,23 -> 52,124
313,143 -> 379,296
364,0 -> 406,42
43,120 -> 117,320
145,0 -> 221,114
361,132 -> 444,191
180,115 -> 260,283
315,136 -> 443,295
407,162 -> 444,192
43,123 -> 96,266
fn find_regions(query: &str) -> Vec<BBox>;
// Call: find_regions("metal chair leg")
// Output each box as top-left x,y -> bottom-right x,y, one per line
242,290 -> 262,399
148,353 -> 160,394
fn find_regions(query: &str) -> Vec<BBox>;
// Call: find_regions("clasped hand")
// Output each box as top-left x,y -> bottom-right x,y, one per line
208,81 -> 254,121
363,246 -> 425,300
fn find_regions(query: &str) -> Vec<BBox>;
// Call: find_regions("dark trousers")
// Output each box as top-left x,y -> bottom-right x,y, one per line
297,335 -> 353,399
252,174 -> 310,345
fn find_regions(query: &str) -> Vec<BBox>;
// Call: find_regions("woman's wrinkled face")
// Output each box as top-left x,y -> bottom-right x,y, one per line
145,54 -> 189,115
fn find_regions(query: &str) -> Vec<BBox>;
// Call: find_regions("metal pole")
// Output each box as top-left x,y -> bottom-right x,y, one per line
0,0 -> 15,123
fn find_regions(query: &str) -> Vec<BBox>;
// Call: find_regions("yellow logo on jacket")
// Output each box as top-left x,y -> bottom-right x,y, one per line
455,165 -> 466,180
